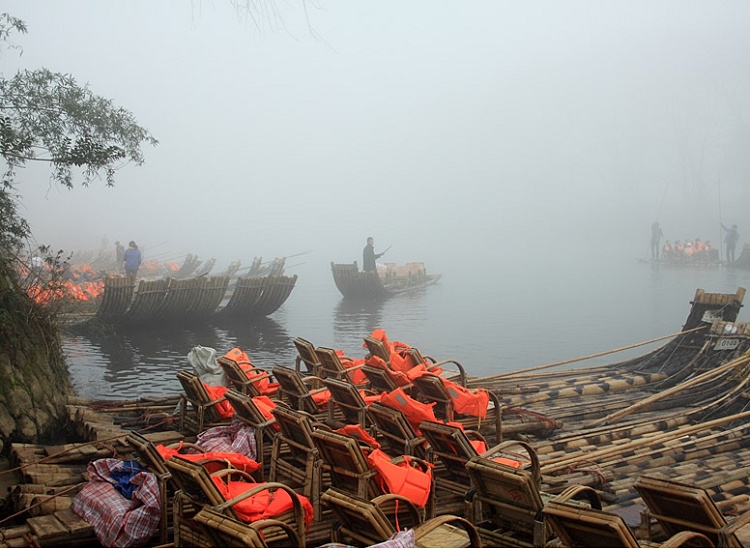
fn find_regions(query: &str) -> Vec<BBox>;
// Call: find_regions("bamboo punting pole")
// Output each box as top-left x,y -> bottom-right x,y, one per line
587,352 -> 750,427
469,326 -> 705,384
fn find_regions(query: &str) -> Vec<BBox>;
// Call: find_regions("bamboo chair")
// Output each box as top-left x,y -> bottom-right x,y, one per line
269,404 -> 324,520
271,364 -> 328,417
311,428 -> 435,518
464,441 -> 601,547
176,370 -> 232,434
635,475 -> 750,548
293,337 -> 323,376
419,420 -> 488,498
367,401 -> 428,459
125,432 -> 208,544
314,346 -> 368,387
411,372 -> 503,439
543,498 -> 715,548
164,455 -> 308,547
321,487 -> 480,548
321,377 -> 374,429
361,363 -> 405,393
407,346 -> 468,387
363,335 -> 468,387
223,389 -> 278,481
192,506 -> 301,547
217,355 -> 275,397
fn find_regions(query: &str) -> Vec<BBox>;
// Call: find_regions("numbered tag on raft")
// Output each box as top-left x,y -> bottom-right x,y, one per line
714,338 -> 740,350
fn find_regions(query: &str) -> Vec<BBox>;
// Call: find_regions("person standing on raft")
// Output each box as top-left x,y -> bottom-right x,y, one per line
363,237 -> 386,272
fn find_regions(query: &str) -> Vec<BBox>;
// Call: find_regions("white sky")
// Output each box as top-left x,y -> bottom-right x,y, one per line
4,1 -> 750,273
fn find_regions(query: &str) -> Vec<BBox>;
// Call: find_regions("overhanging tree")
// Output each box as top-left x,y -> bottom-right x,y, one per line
0,12 -> 157,445
0,12 -> 157,257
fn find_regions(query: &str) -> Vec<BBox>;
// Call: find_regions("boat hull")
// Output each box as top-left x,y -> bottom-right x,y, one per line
331,262 -> 441,300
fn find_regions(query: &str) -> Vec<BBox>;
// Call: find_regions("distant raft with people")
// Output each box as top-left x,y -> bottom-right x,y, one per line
331,261 -> 441,300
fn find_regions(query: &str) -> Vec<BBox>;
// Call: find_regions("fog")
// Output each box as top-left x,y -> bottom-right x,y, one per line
5,1 -> 750,280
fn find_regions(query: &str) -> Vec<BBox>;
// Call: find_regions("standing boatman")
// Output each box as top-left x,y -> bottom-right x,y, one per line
363,237 -> 387,272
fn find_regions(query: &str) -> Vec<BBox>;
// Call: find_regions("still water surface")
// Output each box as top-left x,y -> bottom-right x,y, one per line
63,256 -> 750,400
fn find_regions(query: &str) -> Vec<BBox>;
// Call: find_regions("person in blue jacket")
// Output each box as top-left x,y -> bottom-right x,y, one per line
123,240 -> 142,279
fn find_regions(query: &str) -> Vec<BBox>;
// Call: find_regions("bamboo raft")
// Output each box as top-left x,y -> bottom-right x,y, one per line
4,287 -> 750,547
94,273 -> 298,325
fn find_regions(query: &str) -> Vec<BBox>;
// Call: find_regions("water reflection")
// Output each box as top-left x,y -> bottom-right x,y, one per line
64,317 -> 293,400
332,296 -> 384,352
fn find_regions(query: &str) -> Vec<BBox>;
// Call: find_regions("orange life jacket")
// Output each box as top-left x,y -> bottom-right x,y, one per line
222,347 -> 280,395
338,353 -> 368,385
251,395 -> 280,430
365,448 -> 433,509
441,378 -> 490,419
202,382 -> 234,419
211,478 -> 314,526
379,387 -> 438,434
363,356 -> 413,387
335,424 -> 381,449
155,445 -> 261,474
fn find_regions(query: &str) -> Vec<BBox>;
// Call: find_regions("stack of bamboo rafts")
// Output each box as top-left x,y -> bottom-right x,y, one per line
0,396 -> 185,547
2,287 -> 750,547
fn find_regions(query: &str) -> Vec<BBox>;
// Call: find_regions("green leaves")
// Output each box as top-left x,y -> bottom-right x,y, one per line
0,68 -> 158,188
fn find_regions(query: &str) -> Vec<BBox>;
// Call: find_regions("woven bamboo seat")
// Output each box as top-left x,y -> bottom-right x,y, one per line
312,428 -> 435,518
321,377 -> 375,429
419,420 -> 488,498
464,441 -> 601,547
321,487 -> 480,547
293,337 -> 323,376
269,404 -> 324,520
635,475 -> 750,547
223,389 -> 278,481
361,363 -> 405,393
176,370 -> 232,434
164,455 -> 308,547
367,401 -> 428,459
125,432 -> 207,544
363,335 -> 468,387
544,497 -> 714,548
315,346 -> 368,387
191,507 -> 301,547
218,355 -> 275,397
411,372 -> 502,439
272,364 -> 329,417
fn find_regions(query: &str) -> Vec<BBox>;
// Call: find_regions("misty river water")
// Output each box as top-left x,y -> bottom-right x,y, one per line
62,254 -> 750,401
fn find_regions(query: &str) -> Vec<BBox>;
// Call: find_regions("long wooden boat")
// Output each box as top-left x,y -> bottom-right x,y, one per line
5,287 -> 750,547
331,261 -> 441,300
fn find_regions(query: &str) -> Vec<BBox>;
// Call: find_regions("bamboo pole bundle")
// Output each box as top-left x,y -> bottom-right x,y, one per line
499,373 -> 671,409
535,412 -> 698,456
588,353 -> 750,427
540,410 -> 750,475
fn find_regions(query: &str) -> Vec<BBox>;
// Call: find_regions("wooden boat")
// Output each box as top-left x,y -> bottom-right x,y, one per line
331,261 -> 441,300
6,287 -> 750,547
